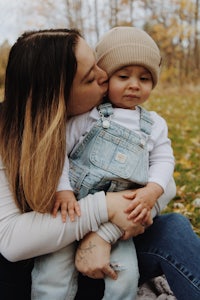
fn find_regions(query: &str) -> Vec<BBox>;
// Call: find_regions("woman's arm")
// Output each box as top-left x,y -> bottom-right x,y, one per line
0,165 -> 136,262
0,162 -> 108,261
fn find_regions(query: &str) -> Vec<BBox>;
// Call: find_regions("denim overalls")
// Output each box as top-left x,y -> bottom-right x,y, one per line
69,102 -> 153,200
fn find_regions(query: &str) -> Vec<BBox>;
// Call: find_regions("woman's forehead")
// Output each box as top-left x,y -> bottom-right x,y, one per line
76,37 -> 94,63
75,38 -> 95,80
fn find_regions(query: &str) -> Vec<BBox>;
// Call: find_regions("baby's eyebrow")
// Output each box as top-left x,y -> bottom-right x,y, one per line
142,70 -> 152,75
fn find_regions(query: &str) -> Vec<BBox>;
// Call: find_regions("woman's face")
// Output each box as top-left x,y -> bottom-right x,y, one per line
67,37 -> 108,117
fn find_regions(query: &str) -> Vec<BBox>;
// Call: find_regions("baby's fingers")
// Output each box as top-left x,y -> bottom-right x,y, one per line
68,202 -> 79,222
52,200 -> 61,218
60,203 -> 68,223
128,205 -> 146,220
132,208 -> 149,223
68,209 -> 75,222
74,202 -> 81,217
125,201 -> 139,214
142,211 -> 153,227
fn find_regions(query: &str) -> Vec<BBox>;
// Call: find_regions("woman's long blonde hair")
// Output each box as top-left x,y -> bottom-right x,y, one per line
0,29 -> 81,212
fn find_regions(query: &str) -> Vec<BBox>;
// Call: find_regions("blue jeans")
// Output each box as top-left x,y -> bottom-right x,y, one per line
1,213 -> 199,299
75,213 -> 200,300
134,213 -> 200,300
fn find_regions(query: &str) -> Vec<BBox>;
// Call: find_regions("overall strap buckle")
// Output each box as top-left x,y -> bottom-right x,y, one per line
98,102 -> 113,129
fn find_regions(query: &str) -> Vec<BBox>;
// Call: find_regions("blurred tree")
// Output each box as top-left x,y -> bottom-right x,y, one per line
110,0 -> 118,27
138,0 -> 199,84
194,0 -> 199,69
0,0 -> 199,87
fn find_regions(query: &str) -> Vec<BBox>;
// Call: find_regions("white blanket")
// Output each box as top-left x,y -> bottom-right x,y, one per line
137,276 -> 177,300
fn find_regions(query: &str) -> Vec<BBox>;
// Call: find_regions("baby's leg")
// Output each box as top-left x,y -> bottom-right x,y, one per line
32,243 -> 78,300
103,239 -> 139,300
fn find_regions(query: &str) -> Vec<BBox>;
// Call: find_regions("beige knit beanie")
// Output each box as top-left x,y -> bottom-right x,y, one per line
95,26 -> 162,88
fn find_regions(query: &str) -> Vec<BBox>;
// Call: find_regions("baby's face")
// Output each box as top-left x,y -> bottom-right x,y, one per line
108,65 -> 153,110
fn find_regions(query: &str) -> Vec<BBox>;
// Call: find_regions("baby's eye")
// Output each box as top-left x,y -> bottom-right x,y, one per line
118,74 -> 128,79
140,76 -> 150,81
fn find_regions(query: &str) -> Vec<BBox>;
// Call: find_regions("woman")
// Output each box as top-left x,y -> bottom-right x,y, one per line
0,28 -> 145,299
0,28 -> 199,300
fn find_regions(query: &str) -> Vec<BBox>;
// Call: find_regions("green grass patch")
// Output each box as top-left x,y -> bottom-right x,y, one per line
144,86 -> 200,235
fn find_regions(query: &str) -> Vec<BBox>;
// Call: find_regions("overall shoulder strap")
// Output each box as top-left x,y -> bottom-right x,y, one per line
138,106 -> 154,135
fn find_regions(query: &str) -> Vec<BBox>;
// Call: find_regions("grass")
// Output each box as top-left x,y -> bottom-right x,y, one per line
0,86 -> 199,235
144,85 -> 200,235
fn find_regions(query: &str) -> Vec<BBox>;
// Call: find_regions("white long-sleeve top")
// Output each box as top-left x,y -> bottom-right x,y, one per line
58,105 -> 175,192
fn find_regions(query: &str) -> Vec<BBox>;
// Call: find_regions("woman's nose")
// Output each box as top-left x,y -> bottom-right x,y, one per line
96,66 -> 108,85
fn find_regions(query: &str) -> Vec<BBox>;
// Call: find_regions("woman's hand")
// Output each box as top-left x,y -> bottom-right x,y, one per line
75,232 -> 118,280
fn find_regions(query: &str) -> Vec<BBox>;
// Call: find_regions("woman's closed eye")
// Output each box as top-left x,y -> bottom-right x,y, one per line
86,71 -> 96,84
87,77 -> 95,84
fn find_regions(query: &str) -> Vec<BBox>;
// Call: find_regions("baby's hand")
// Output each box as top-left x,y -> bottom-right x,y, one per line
123,183 -> 163,224
122,188 -> 150,222
52,190 -> 81,222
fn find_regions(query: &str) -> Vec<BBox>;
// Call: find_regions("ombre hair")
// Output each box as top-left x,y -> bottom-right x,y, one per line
0,28 -> 81,212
